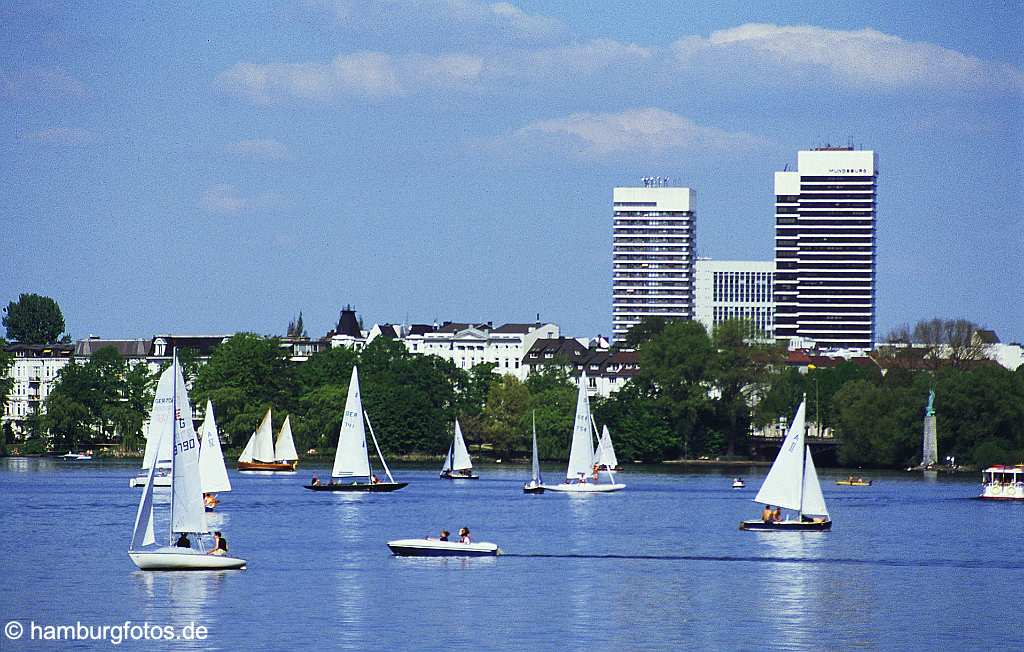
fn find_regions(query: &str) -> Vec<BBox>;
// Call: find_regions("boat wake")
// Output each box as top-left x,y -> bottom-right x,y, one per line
501,553 -> 1022,571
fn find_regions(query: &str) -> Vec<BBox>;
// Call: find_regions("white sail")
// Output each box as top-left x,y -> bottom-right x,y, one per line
131,367 -> 176,549
170,361 -> 208,535
142,369 -> 174,470
452,419 -> 472,471
565,373 -> 595,480
753,400 -> 807,511
596,425 -> 618,468
441,443 -> 453,474
237,434 -> 255,463
332,367 -> 371,478
198,401 -> 231,494
531,412 -> 541,483
252,408 -> 275,462
274,415 -> 299,462
800,446 -> 829,518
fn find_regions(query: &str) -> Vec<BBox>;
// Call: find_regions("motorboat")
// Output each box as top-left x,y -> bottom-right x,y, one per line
732,477 -> 745,489
979,465 -> 1024,500
836,476 -> 872,486
387,538 -> 501,557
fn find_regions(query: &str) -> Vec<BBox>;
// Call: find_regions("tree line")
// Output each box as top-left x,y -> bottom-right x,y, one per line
3,292 -> 1022,469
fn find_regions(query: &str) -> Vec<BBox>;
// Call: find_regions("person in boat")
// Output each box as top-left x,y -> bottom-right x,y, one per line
459,527 -> 472,544
175,533 -> 191,548
772,507 -> 782,522
208,531 -> 228,556
311,474 -> 320,486
439,530 -> 450,542
204,493 -> 218,509
371,474 -> 380,484
761,505 -> 774,522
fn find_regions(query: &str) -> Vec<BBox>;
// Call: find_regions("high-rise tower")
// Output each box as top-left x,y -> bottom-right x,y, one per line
774,147 -> 878,350
612,181 -> 696,341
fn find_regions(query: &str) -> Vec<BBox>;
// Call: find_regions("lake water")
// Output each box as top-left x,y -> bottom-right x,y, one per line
2,458 -> 1021,650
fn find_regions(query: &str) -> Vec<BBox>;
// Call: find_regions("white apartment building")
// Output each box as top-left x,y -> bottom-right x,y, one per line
774,147 -> 878,350
612,182 -> 697,341
396,321 -> 559,380
2,344 -> 73,433
694,259 -> 775,339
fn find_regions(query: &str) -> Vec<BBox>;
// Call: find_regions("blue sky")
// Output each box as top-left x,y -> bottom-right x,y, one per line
2,1 -> 1022,343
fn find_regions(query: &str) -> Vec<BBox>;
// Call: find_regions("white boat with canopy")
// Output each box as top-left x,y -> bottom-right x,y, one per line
305,366 -> 407,492
740,398 -> 831,531
541,373 -> 625,493
128,354 -> 247,570
237,408 -> 299,471
440,419 -> 478,479
197,401 -> 231,509
129,373 -> 175,488
523,411 -> 544,494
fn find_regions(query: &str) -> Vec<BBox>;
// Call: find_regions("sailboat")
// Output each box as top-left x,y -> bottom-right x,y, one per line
440,419 -> 478,479
197,401 -> 231,510
595,424 -> 621,472
523,411 -> 544,494
129,375 -> 175,488
128,354 -> 247,570
541,372 -> 625,493
304,366 -> 407,492
740,398 -> 831,531
237,408 -> 299,472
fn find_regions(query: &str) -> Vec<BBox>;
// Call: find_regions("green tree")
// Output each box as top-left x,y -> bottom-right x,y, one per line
708,319 -> 782,456
192,333 -> 294,448
3,293 -> 66,344
593,382 -> 676,461
482,375 -> 530,457
637,320 -> 714,458
524,365 -> 577,459
832,379 -> 920,467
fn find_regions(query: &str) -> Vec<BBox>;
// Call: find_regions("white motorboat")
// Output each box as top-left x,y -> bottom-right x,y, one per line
732,477 -> 745,489
387,538 -> 501,557
128,354 -> 247,571
740,398 -> 831,531
129,472 -> 171,488
979,465 -> 1024,500
59,451 -> 92,461
541,372 -> 625,493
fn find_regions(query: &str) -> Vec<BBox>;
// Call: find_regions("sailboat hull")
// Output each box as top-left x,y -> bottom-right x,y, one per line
238,461 -> 298,472
522,482 -> 545,494
304,482 -> 408,492
541,483 -> 625,493
439,471 -> 479,480
739,519 -> 832,531
129,474 -> 171,488
129,548 -> 247,570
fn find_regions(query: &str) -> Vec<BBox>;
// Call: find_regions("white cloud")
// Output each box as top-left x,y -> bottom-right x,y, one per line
673,23 -> 1024,92
20,127 -> 97,146
506,108 -> 767,158
224,138 -> 289,159
487,2 -> 562,38
493,39 -> 652,79
200,184 -> 282,215
2,67 -> 88,100
216,51 -> 482,103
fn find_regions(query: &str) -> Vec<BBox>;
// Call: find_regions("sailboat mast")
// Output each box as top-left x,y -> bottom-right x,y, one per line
168,348 -> 177,545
